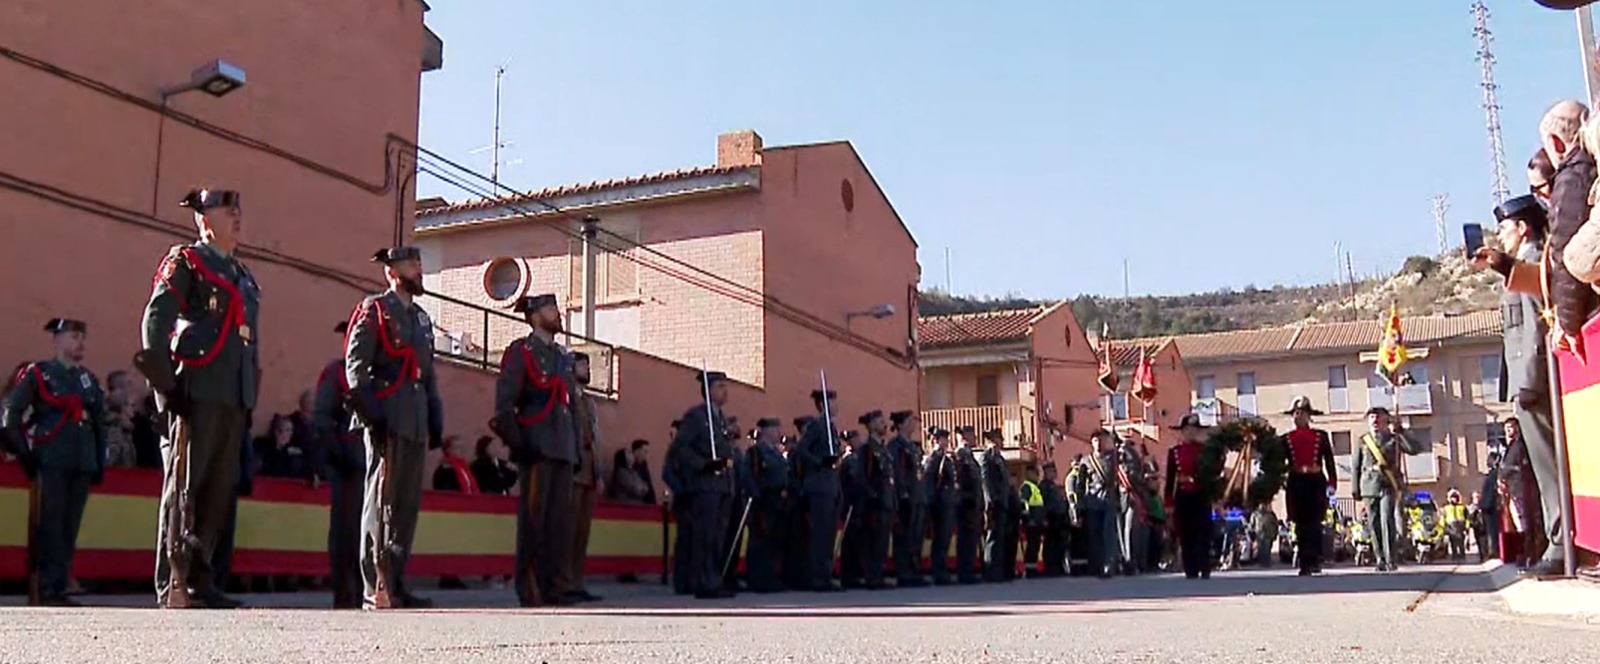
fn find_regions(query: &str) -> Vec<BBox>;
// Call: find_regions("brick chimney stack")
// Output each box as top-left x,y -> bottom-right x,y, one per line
717,129 -> 763,168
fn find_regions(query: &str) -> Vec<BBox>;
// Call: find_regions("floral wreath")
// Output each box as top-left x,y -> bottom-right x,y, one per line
1194,417 -> 1289,509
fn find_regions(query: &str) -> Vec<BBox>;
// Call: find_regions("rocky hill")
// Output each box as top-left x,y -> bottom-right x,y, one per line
918,251 -> 1501,337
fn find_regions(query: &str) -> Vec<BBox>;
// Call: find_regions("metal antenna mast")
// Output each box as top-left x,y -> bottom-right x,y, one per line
1432,193 -> 1451,257
492,62 -> 508,188
1473,1 -> 1511,205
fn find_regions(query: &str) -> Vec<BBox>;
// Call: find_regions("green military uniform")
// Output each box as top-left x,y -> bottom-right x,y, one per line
1116,440 -> 1149,574
2,320 -> 106,606
738,420 -> 789,593
346,247 -> 444,609
1073,441 -> 1122,578
951,428 -> 984,583
856,412 -> 896,589
312,321 -> 362,609
1039,466 -> 1069,577
979,430 -> 1013,582
492,293 -> 579,607
668,371 -> 736,599
140,191 -> 260,609
886,412 -> 927,587
922,428 -> 957,584
796,390 -> 843,592
1350,407 -> 1420,572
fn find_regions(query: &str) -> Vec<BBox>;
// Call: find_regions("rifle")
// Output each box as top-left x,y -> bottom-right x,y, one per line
369,430 -> 395,609
834,505 -> 854,561
820,370 -> 837,459
164,416 -> 197,608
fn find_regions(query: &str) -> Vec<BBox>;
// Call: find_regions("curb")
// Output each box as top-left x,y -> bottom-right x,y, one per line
1493,564 -> 1600,623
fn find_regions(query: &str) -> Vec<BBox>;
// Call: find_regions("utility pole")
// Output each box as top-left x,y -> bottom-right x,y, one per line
1432,194 -> 1450,257
944,247 -> 952,293
1123,258 -> 1130,299
1345,251 -> 1356,318
1579,4 -> 1600,107
492,62 -> 507,189
1472,1 -> 1511,205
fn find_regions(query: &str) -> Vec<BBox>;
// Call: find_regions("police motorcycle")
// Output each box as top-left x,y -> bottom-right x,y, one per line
1349,520 -> 1375,567
1277,523 -> 1296,565
1213,507 -> 1248,571
1408,491 -> 1445,564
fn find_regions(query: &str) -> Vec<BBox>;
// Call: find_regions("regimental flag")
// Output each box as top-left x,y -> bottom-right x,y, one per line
1096,322 -> 1120,394
1375,303 -> 1409,386
1131,346 -> 1158,407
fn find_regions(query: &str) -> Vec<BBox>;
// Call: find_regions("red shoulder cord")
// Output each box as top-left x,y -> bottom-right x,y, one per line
153,247 -> 246,369
346,298 -> 419,401
511,342 -> 569,426
21,364 -> 84,444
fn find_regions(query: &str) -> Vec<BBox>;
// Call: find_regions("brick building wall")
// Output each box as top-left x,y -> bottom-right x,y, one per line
0,0 -> 434,428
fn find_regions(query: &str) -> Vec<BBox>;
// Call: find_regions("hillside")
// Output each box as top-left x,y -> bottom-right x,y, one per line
918,251 -> 1502,337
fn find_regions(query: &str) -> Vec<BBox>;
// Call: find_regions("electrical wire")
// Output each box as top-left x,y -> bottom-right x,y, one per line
413,155 -> 914,367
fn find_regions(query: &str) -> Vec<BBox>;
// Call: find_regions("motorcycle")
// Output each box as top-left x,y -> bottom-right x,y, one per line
1350,523 -> 1374,567
1277,525 -> 1295,565
1410,511 -> 1444,564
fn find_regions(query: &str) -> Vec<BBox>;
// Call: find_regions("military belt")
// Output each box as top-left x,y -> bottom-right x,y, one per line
1291,465 -> 1324,475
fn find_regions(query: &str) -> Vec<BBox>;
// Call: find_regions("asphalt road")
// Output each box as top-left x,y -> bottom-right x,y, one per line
1,564 -> 1594,663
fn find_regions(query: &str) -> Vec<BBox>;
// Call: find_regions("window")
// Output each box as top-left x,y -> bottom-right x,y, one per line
1367,370 -> 1386,388
1331,431 -> 1353,456
1237,372 -> 1257,416
568,218 -> 641,305
976,373 -> 1000,406
1196,375 -> 1216,400
1486,424 -> 1507,456
1408,426 -> 1435,454
1328,365 -> 1349,412
1405,364 -> 1429,386
1480,355 -> 1502,403
1109,393 -> 1129,421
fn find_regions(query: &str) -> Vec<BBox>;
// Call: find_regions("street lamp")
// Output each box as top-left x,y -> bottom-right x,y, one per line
845,303 -> 896,327
160,59 -> 247,99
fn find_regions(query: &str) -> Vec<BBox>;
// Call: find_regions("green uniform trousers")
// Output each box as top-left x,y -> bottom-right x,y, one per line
155,404 -> 244,602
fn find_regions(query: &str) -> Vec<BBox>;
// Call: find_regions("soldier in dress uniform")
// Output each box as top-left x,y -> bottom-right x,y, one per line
345,246 -> 444,610
1352,406 -> 1420,572
796,390 -> 844,592
782,416 -> 814,590
857,411 -> 896,590
2,319 -> 106,606
837,431 -> 865,588
922,427 -> 957,585
559,351 -> 603,604
886,411 -> 928,587
1074,429 -> 1122,578
951,425 -> 984,584
664,418 -> 692,595
1116,435 -> 1149,575
312,320 -> 363,608
741,418 -> 790,593
1280,396 -> 1337,576
669,370 -> 737,599
1039,462 -> 1070,577
979,428 -> 1013,582
1164,414 -> 1213,579
492,293 -> 579,606
139,188 -> 259,610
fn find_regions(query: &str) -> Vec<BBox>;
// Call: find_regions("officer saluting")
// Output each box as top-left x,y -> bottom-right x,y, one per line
1280,396 -> 1336,576
3,319 -> 107,606
492,293 -> 580,607
139,188 -> 259,610
313,320 -> 363,608
345,246 -> 443,610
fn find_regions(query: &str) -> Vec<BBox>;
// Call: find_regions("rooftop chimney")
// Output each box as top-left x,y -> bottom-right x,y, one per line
717,129 -> 763,168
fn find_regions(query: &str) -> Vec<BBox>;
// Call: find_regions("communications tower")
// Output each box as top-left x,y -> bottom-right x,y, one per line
1473,1 -> 1512,205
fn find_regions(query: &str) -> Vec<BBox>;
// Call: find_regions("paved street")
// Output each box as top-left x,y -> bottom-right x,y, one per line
1,564 -> 1594,663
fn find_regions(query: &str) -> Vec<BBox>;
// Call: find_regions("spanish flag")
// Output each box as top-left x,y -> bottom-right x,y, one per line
1375,303 -> 1409,385
1096,322 -> 1119,394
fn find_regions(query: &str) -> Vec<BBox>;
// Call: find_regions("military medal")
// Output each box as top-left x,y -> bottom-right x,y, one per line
239,324 -> 252,342
208,293 -> 220,312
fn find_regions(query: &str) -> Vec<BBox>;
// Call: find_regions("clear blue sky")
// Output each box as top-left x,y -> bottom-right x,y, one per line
416,1 -> 1586,299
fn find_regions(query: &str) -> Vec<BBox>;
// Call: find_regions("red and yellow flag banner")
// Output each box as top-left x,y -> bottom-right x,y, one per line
1557,315 -> 1600,554
1375,303 -> 1409,385
1131,347 -> 1158,406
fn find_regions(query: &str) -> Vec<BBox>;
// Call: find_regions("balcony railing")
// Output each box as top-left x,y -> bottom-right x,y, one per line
920,405 -> 1037,452
1192,398 -> 1243,427
420,291 -> 618,396
1365,384 -> 1432,416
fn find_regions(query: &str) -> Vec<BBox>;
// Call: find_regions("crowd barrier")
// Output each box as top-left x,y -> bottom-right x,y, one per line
0,465 -> 669,580
1558,316 -> 1600,554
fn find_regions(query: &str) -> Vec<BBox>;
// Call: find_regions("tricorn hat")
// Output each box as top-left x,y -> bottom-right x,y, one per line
858,410 -> 884,426
889,410 -> 914,427
698,370 -> 729,386
512,293 -> 559,314
179,188 -> 240,212
1283,396 -> 1324,416
1169,413 -> 1206,431
810,389 -> 837,401
955,424 -> 975,436
1366,405 -> 1392,417
982,428 -> 1004,442
371,246 -> 422,264
928,426 -> 951,438
43,318 -> 86,334
793,416 -> 814,430
757,417 -> 781,429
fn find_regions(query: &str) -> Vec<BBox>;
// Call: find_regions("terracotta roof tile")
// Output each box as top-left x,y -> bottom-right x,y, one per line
416,164 -> 754,217
1135,309 -> 1504,363
918,307 -> 1046,348
1105,339 -> 1171,368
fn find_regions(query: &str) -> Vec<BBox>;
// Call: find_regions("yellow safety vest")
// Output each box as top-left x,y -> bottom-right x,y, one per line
1021,480 -> 1044,508
1443,504 -> 1468,524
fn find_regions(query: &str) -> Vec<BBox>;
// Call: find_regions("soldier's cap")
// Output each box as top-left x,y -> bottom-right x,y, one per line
512,293 -> 559,314
1089,427 -> 1114,439
670,419 -> 682,429
928,426 -> 951,438
982,428 -> 1004,442
43,318 -> 86,334
1283,396 -> 1324,416
757,417 -> 781,429
1494,194 -> 1547,225
955,424 -> 975,435
889,410 -> 915,427
858,410 -> 884,426
1169,414 -> 1205,431
1366,406 -> 1392,417
1043,461 -> 1057,470
371,246 -> 422,265
698,370 -> 729,386
334,320 -> 349,335
793,416 -> 814,429
179,188 -> 240,212
810,389 -> 837,401
571,351 -> 589,363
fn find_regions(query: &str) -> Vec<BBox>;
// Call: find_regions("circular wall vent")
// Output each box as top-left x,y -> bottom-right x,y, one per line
482,257 -> 531,305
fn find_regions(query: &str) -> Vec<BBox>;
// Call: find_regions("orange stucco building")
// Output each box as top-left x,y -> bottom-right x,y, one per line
414,130 -> 921,481
0,0 -> 443,424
